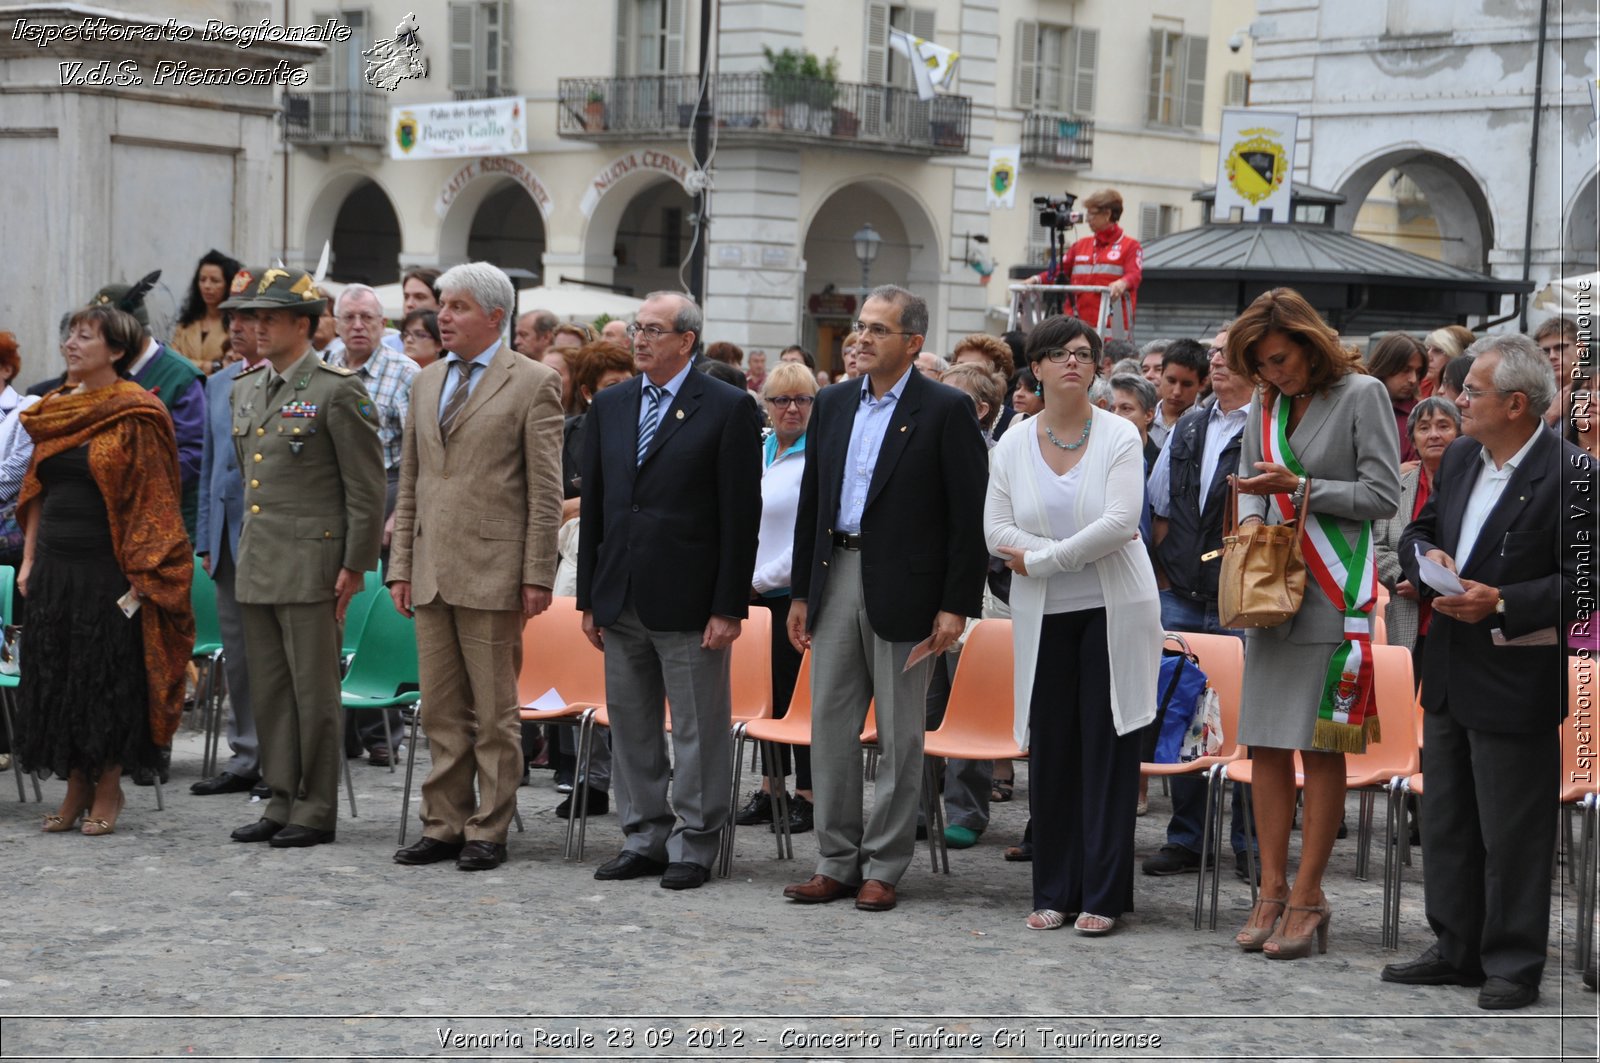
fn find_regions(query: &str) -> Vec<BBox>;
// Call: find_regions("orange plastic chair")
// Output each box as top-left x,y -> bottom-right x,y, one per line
733,648 -> 816,863
1561,657 -> 1600,970
1373,585 -> 1391,646
921,619 -> 1022,873
1142,631 -> 1246,929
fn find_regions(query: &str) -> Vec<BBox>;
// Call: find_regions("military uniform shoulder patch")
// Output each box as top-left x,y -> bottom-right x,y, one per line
316,362 -> 355,376
237,362 -> 267,376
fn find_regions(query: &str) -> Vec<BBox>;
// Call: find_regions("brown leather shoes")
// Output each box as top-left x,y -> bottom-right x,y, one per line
855,879 -> 897,911
782,874 -> 859,904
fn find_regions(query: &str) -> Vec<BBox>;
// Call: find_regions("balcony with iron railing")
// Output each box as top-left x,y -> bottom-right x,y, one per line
557,74 -> 970,156
282,89 -> 388,147
1021,112 -> 1094,168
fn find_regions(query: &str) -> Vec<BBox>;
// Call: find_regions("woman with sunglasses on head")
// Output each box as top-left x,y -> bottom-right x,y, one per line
734,361 -> 819,834
985,315 -> 1163,935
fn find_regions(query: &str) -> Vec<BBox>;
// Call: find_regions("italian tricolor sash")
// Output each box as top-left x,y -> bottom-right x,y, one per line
1264,394 -> 1381,752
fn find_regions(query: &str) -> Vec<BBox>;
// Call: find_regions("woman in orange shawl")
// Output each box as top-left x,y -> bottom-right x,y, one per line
13,304 -> 194,835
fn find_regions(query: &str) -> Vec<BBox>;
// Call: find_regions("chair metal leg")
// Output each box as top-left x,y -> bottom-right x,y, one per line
1194,766 -> 1218,930
3,689 -> 27,802
923,758 -> 949,875
153,774 -> 165,811
398,709 -> 422,845
1381,777 -> 1401,949
1355,790 -> 1374,881
766,741 -> 794,861
343,751 -> 358,817
566,710 -> 596,861
382,708 -> 399,774
1209,767 -> 1229,931
1577,793 -> 1597,970
720,723 -> 746,878
864,748 -> 878,782
512,806 -> 524,833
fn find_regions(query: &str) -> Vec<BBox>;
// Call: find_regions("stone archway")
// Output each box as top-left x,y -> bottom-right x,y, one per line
1565,172 -> 1599,277
799,178 -> 942,372
306,175 -> 402,284
1334,149 -> 1494,271
577,150 -> 695,290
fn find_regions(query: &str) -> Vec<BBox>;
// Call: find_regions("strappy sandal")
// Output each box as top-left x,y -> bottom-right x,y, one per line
1074,912 -> 1116,935
991,778 -> 1014,803
1235,896 -> 1287,952
1026,909 -> 1067,930
81,789 -> 124,837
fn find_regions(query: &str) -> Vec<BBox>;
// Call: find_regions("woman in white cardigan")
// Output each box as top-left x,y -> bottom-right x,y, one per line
987,315 -> 1163,935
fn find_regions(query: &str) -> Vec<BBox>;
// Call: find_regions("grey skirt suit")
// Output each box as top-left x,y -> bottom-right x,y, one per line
1236,373 -> 1401,752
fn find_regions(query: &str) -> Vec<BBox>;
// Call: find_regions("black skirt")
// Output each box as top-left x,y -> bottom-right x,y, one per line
13,447 -> 157,778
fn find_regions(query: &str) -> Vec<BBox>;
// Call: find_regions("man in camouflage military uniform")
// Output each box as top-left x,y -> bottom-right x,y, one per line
222,268 -> 386,848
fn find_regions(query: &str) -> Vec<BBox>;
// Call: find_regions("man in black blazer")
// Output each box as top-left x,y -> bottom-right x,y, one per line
782,285 -> 989,912
576,292 -> 762,891
1386,334 -> 1596,1009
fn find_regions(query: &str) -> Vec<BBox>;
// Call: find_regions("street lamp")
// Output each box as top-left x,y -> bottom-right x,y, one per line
853,222 -> 881,299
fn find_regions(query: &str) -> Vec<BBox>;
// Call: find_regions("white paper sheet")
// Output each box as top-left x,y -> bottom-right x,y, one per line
522,687 -> 567,711
1414,544 -> 1466,597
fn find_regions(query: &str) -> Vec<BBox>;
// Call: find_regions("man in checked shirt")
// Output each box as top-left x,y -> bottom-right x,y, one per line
326,282 -> 418,765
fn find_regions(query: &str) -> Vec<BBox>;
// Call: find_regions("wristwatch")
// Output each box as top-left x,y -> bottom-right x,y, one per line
1495,595 -> 1506,615
1289,476 -> 1307,509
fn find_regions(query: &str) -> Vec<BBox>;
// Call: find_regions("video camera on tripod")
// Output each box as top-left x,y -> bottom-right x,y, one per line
1034,192 -> 1085,230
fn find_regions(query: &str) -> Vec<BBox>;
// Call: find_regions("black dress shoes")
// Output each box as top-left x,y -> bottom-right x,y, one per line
660,862 -> 710,890
1380,946 -> 1486,987
394,837 -> 464,865
1478,976 -> 1539,1010
249,781 -> 271,799
554,788 -> 608,818
191,772 -> 258,796
593,850 -> 668,880
231,818 -> 284,843
734,790 -> 776,825
457,841 -> 507,871
269,824 -> 336,848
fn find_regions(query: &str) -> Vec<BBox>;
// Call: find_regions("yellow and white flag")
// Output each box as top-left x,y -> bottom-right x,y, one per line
888,27 -> 959,102
987,146 -> 1021,209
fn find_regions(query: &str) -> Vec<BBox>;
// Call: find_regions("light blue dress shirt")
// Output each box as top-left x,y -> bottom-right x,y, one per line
835,365 -> 913,533
437,339 -> 500,418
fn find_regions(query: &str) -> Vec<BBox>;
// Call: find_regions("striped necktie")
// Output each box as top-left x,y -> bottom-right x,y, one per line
439,359 -> 479,439
637,384 -> 664,465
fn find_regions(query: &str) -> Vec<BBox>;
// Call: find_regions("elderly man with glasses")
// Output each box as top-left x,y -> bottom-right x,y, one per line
1386,334 -> 1597,1010
781,284 -> 989,913
577,291 -> 763,891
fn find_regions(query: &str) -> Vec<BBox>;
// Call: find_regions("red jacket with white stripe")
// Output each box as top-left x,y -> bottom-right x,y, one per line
1045,224 -> 1143,331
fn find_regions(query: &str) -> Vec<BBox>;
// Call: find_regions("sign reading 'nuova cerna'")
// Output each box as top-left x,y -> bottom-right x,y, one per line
390,96 -> 526,160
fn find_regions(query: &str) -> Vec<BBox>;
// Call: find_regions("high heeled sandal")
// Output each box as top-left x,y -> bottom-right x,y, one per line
1263,902 -> 1331,960
80,789 -> 124,837
1235,896 -> 1287,952
42,803 -> 90,833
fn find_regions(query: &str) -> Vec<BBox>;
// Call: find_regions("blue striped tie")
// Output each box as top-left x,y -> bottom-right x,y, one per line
637,384 -> 663,465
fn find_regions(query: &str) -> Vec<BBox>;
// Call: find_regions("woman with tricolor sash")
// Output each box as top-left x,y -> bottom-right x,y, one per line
1226,289 -> 1401,961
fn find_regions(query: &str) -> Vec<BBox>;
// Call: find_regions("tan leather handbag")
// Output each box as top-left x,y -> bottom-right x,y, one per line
1217,478 -> 1308,629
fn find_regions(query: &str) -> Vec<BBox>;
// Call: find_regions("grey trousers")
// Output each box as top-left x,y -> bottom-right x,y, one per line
601,601 -> 732,868
809,549 -> 936,886
211,542 -> 259,780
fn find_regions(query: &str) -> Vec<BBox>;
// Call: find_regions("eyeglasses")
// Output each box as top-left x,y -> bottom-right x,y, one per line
1041,345 -> 1096,365
337,312 -> 382,325
1458,386 -> 1515,402
1208,346 -> 1225,356
765,394 -> 815,408
403,329 -> 434,342
852,321 -> 915,340
626,323 -> 682,339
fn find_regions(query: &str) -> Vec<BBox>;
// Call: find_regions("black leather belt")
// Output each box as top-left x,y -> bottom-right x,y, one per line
832,532 -> 863,550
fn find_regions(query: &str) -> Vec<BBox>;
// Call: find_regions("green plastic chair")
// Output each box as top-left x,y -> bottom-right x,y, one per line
0,565 -> 37,802
339,568 -> 384,667
339,589 -> 421,817
191,557 -> 230,778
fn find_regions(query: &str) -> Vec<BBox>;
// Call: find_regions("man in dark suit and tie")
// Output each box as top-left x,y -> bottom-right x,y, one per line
1386,334 -> 1596,1009
783,284 -> 989,912
576,291 -> 762,891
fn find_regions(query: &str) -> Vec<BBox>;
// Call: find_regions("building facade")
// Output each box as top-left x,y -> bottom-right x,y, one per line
280,0 -> 1254,365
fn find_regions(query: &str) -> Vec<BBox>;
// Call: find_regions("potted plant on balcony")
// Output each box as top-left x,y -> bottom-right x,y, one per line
763,46 -> 837,134
584,88 -> 606,131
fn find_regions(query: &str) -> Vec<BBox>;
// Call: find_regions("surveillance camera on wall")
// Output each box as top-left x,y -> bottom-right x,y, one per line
1228,32 -> 1245,52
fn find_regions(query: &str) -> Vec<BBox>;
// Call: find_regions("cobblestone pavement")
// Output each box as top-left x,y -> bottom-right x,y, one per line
1,723 -> 1595,1061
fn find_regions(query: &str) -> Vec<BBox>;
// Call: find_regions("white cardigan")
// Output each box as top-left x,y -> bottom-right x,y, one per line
984,411 -> 1163,748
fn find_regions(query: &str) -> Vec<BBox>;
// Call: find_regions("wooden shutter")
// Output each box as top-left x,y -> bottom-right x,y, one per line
864,1 -> 890,83
614,0 -> 631,76
449,2 -> 477,93
312,8 -> 334,86
664,0 -> 687,75
1071,27 -> 1098,116
1013,20 -> 1038,110
910,7 -> 935,40
1146,29 -> 1164,123
1138,203 -> 1161,243
1225,69 -> 1248,108
1181,35 -> 1208,128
